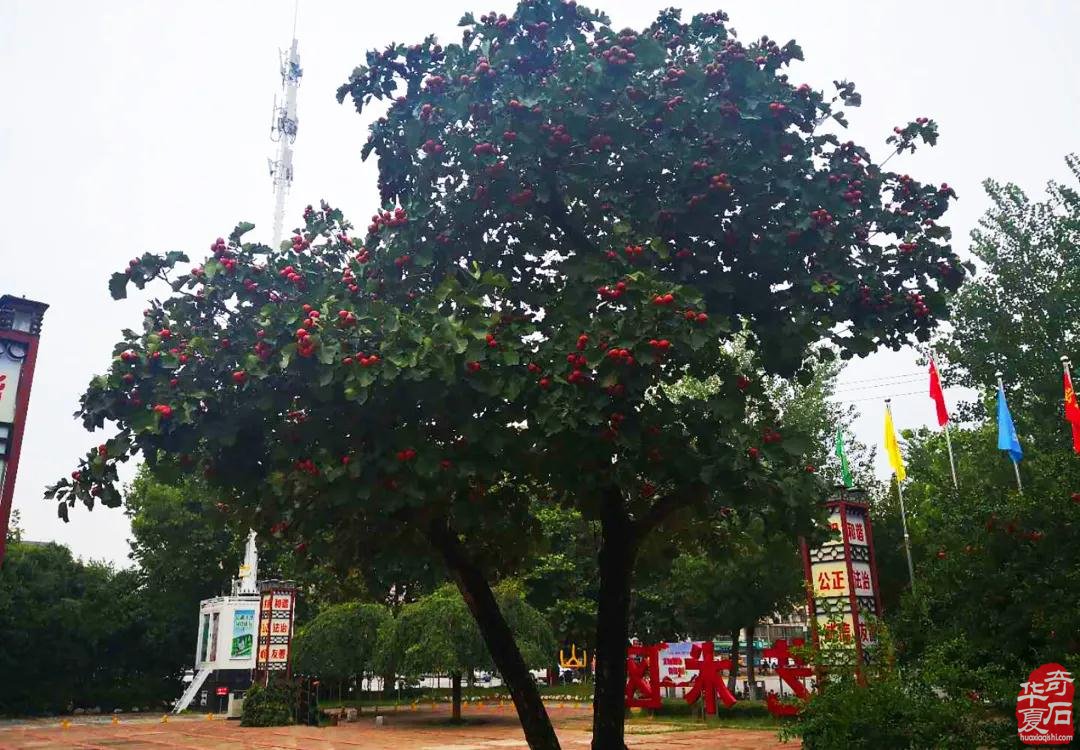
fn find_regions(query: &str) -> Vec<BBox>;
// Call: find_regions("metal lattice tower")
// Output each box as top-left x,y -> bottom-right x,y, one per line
269,10 -> 302,248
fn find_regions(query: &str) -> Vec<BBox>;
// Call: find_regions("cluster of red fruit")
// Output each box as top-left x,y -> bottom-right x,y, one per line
509,188 -> 534,206
596,280 -> 630,300
210,237 -> 228,256
342,351 -> 380,367
898,242 -> 917,254
231,370 -> 247,385
652,293 -> 675,306
767,101 -> 787,115
841,181 -> 864,205
604,347 -> 635,366
472,142 -> 498,157
623,245 -> 644,260
393,254 -> 411,269
588,133 -> 613,151
337,309 -> 357,327
907,291 -> 930,318
683,309 -> 708,324
423,74 -> 446,92
120,350 -> 139,363
709,173 -> 732,191
254,339 -> 273,361
540,123 -> 572,148
293,458 -> 319,476
810,208 -> 834,227
279,264 -> 304,286
395,448 -> 417,462
295,322 -> 317,358
601,45 -> 635,65
367,207 -> 408,234
291,234 -> 311,252
422,139 -> 444,155
153,404 -> 173,419
762,427 -> 782,444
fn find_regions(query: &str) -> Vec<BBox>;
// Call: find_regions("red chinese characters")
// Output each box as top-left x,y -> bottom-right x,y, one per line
624,644 -> 662,709
683,641 -> 737,713
762,639 -> 813,717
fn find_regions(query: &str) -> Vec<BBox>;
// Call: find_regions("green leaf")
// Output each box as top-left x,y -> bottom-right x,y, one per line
229,222 -> 256,243
109,272 -> 129,300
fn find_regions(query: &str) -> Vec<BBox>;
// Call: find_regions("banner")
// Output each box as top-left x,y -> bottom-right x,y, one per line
230,609 -> 256,659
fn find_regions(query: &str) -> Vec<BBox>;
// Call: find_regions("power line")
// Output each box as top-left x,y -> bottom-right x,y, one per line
831,389 -> 926,404
835,371 -> 924,387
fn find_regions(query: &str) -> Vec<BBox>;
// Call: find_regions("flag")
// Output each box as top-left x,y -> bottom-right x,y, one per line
928,359 -> 949,427
997,385 -> 1023,462
1064,370 -> 1080,454
883,406 -> 907,482
835,429 -> 853,488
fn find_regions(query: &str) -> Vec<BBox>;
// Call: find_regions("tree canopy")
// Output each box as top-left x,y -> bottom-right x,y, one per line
49,1 -> 965,747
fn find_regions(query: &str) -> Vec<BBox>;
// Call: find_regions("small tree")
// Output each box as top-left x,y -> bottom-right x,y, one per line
293,602 -> 391,702
381,582 -> 554,720
51,2 -> 964,747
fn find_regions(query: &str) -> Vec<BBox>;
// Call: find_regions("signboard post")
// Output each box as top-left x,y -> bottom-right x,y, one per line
254,580 -> 297,686
801,487 -> 882,669
0,295 -> 48,566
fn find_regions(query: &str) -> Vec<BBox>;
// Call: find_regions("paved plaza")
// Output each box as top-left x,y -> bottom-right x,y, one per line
0,704 -> 794,750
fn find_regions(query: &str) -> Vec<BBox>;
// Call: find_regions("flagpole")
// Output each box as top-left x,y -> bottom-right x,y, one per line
943,422 -> 959,490
886,398 -> 916,591
996,372 -> 1023,494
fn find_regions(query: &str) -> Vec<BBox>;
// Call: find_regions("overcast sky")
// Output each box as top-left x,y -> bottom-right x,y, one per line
2,0 -> 1077,567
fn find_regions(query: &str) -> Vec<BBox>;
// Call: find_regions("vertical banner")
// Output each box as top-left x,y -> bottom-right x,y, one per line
255,581 -> 297,682
802,490 -> 882,660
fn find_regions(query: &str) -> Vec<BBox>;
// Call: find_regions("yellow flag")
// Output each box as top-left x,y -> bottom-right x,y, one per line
884,406 -> 907,482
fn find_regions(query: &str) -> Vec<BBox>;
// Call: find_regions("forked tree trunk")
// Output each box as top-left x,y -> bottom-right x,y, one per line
727,629 -> 741,694
745,624 -> 758,700
452,671 -> 463,721
429,522 -> 561,750
591,495 -> 637,750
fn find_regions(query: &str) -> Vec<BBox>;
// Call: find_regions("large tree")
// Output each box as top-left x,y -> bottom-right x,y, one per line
51,2 -> 963,747
293,601 -> 391,701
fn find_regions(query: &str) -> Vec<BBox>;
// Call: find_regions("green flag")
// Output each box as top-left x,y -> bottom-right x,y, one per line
835,429 -> 853,488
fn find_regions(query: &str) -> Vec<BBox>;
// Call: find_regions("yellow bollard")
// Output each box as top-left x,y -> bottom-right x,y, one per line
206,713 -> 215,721
111,716 -> 119,725
161,715 -> 169,724
60,720 -> 70,729
411,702 -> 417,712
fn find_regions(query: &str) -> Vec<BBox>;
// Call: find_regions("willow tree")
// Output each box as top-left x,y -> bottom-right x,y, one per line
52,1 -> 964,747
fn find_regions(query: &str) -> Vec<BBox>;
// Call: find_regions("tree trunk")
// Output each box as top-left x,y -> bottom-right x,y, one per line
429,521 -> 561,750
591,493 -> 637,750
452,671 -> 463,721
745,625 -> 757,700
727,629 -> 741,694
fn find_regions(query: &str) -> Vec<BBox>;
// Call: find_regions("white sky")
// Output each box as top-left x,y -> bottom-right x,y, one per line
2,0 -> 1077,567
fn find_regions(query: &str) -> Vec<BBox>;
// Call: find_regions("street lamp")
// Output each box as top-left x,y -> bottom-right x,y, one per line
0,294 -> 48,565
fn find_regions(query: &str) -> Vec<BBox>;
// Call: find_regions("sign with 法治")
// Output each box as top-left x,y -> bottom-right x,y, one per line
802,492 -> 881,658
255,583 -> 296,677
230,609 -> 255,659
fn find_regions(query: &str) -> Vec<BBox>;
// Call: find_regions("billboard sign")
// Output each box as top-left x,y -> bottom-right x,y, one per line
230,608 -> 256,659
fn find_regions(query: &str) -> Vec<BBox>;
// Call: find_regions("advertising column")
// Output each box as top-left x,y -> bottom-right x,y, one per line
801,488 -> 882,664
254,580 -> 297,685
0,295 -> 48,566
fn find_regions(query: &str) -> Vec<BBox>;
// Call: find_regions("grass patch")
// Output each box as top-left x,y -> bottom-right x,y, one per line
319,682 -> 594,710
626,699 -> 786,732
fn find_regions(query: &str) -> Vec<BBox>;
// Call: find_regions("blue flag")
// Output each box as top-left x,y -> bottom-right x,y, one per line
997,385 -> 1023,462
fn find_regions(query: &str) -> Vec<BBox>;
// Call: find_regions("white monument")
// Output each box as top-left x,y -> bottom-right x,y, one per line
173,531 -> 261,714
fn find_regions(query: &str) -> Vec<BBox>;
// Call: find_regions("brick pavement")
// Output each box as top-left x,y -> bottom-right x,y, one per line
0,704 -> 795,750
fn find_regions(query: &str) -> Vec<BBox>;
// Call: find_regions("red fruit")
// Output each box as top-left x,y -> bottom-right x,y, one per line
232,370 -> 247,384
1071,492 -> 1080,504
153,404 -> 173,419
736,375 -> 751,390
527,363 -> 542,374
294,542 -> 308,554
71,470 -> 81,480
440,459 -> 452,470
98,444 -> 107,456
539,377 -> 551,389
467,361 -> 482,373
341,455 -> 351,465
696,313 -> 708,323
577,334 -> 589,350
747,447 -> 760,460
302,304 -> 312,312
805,465 -> 816,473
936,549 -> 947,560
640,482 -> 656,498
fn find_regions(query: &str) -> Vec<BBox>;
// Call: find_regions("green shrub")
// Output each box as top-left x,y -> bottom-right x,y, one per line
241,682 -> 293,727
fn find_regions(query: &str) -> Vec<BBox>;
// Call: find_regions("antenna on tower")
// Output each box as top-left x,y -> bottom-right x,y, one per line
269,2 -> 302,249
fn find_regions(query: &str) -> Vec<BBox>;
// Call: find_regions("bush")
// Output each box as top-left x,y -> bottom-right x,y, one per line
782,633 -> 1013,749
241,683 -> 293,727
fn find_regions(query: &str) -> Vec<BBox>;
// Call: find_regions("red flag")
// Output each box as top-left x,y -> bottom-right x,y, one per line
1064,370 -> 1080,453
928,359 -> 949,427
